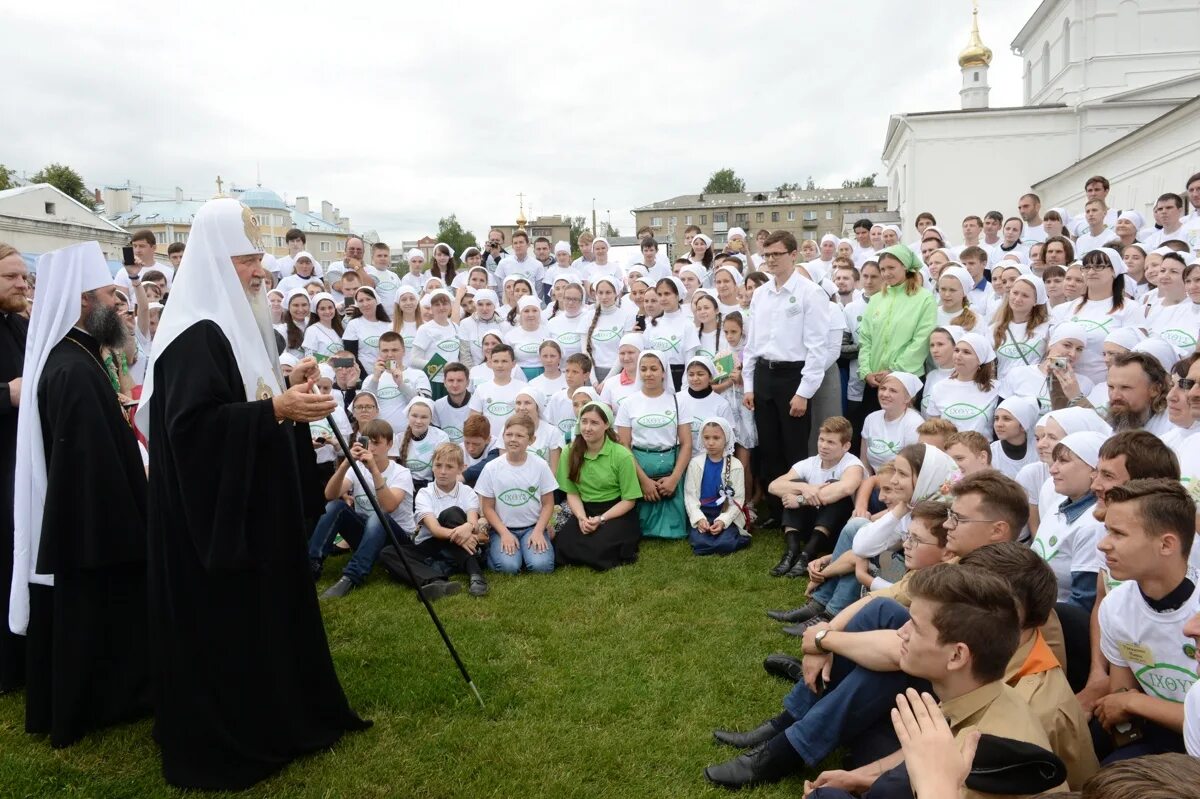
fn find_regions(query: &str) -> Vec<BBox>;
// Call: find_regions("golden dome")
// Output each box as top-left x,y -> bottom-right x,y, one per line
516,209 -> 527,226
958,5 -> 992,68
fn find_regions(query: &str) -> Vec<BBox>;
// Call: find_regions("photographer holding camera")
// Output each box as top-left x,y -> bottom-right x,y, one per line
483,229 -> 509,271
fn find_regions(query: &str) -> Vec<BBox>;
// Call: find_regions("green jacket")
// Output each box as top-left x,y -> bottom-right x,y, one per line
857,283 -> 937,378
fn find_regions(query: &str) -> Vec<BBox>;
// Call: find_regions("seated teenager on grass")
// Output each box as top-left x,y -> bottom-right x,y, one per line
307,420 -> 459,601
708,561 -> 1066,796
943,431 -> 992,476
459,413 -> 499,487
768,416 -> 865,579
683,417 -> 749,557
411,443 -> 489,597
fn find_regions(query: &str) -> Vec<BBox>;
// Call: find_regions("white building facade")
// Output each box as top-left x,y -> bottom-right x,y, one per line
0,184 -> 129,262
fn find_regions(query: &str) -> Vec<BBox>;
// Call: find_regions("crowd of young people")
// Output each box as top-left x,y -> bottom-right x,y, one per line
5,168 -> 1200,795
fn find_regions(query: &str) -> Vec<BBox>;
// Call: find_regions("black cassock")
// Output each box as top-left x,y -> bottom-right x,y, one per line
0,311 -> 28,693
26,327 -> 151,746
146,320 -> 368,791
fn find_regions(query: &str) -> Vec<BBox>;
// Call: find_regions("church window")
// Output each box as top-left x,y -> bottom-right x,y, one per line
1041,42 -> 1050,86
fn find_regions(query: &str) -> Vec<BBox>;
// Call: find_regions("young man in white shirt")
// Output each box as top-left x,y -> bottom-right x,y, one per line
743,231 -> 831,526
433,362 -> 472,443
1143,192 -> 1194,250
1018,193 -> 1046,244
115,229 -> 175,297
361,332 -> 431,434
495,231 -> 546,287
274,228 -> 307,278
1095,478 -> 1200,761
367,242 -> 400,310
1075,199 -> 1118,255
468,344 -> 525,438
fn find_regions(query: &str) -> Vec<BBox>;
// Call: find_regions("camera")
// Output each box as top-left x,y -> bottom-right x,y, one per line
1050,357 -> 1069,370
357,435 -> 370,449
330,357 -> 355,369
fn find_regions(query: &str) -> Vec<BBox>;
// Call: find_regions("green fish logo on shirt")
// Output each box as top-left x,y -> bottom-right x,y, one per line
556,332 -> 582,345
593,327 -> 620,342
1162,329 -> 1197,349
638,411 -> 676,429
364,335 -> 381,348
497,486 -> 539,507
376,386 -> 401,401
868,438 -> 899,457
437,339 -> 459,353
487,399 -> 515,415
518,342 -> 540,354
942,402 -> 989,422
651,336 -> 681,353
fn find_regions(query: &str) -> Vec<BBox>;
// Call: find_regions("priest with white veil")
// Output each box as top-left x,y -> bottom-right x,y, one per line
138,198 -> 368,791
10,240 -> 150,747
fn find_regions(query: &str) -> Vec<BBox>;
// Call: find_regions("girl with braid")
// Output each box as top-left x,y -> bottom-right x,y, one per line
683,417 -> 748,556
582,276 -> 631,383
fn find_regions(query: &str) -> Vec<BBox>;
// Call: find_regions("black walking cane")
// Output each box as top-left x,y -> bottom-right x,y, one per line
323,414 -> 485,709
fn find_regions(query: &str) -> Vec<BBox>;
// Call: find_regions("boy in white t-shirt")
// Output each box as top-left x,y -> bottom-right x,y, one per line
433,362 -> 472,443
414,443 -> 490,597
766,416 -> 865,577
468,344 -> 525,437
307,419 -> 459,601
1095,479 -> 1200,761
361,332 -> 431,432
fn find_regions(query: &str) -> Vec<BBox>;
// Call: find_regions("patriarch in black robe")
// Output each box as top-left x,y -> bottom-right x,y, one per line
0,242 -> 29,693
137,198 -> 368,791
9,241 -> 150,746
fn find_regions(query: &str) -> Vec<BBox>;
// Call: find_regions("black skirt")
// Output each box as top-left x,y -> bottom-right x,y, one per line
554,499 -> 641,571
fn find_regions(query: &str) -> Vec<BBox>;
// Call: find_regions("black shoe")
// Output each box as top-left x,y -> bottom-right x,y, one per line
770,530 -> 803,576
419,579 -> 462,601
713,721 -> 779,749
781,611 -> 833,637
469,575 -> 489,597
784,554 -> 810,578
762,653 -> 805,683
767,601 -> 825,623
311,558 -> 323,583
320,576 -> 356,599
704,741 -> 794,789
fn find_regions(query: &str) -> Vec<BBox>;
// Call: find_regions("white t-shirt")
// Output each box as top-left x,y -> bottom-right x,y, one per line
362,369 -> 431,431
308,400 -> 353,465
341,318 -> 391,374
989,438 -> 1039,479
367,266 -> 401,310
467,363 -> 526,392
545,387 -> 583,441
528,420 -> 565,464
347,460 -> 416,531
433,395 -> 472,443
993,320 -> 1049,381
1100,570 -> 1200,704
412,320 -> 461,383
643,310 -> 699,367
1074,228 -> 1117,255
399,426 -> 450,481
458,315 -> 507,366
582,304 -> 633,371
275,273 -> 322,296
599,375 -> 639,411
528,372 -> 566,398
414,481 -> 480,544
541,264 -> 584,288
1032,480 -> 1105,603
1061,300 -> 1146,384
1017,461 -> 1050,505
998,364 -> 1094,413
504,325 -> 549,369
921,367 -> 952,417
616,391 -> 682,450
474,455 -> 558,530
862,409 -> 923,473
1148,301 -> 1200,355
545,312 -> 588,359
926,377 -> 1000,437
789,451 -> 864,485
396,320 -> 419,366
676,389 -> 738,453
469,380 -> 525,438
301,323 -> 343,360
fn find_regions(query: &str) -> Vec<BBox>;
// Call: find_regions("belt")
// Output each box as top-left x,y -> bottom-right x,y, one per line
759,359 -> 804,369
633,446 -> 677,454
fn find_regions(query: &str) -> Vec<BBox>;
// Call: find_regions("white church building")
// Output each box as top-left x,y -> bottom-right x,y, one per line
882,0 -> 1200,239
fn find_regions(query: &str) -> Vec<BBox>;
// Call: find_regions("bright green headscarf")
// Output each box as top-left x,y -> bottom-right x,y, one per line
878,244 -> 922,274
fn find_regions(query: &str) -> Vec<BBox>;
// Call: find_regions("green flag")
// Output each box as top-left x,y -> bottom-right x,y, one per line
424,352 -> 448,380
713,352 -> 735,382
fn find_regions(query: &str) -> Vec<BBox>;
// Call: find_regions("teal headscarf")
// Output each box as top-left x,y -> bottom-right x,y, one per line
573,400 -> 614,437
878,244 -> 922,274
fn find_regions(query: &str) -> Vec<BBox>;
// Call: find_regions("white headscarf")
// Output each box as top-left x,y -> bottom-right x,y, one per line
912,444 -> 957,504
11,241 -> 114,634
633,349 -> 671,391
136,198 -> 282,439
700,415 -> 736,456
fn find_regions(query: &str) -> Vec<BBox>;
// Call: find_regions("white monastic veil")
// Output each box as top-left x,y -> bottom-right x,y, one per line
10,241 -> 114,635
135,198 -> 284,439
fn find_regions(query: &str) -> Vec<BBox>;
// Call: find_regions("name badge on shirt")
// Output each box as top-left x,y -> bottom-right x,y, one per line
1118,642 -> 1155,667
786,297 -> 802,318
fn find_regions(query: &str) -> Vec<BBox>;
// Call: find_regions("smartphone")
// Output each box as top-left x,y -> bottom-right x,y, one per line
330,357 -> 355,369
356,435 -> 370,448
386,360 -> 398,370
122,246 -> 136,267
314,436 -> 327,445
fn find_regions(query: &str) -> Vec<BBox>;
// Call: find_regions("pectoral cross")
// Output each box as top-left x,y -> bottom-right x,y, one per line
215,175 -> 224,196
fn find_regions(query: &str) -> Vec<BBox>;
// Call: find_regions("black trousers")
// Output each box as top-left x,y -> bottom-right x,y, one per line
753,362 -> 812,519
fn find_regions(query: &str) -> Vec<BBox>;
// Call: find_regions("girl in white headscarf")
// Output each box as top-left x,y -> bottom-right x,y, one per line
341,286 -> 391,374
1060,247 -> 1146,384
997,321 -> 1093,412
301,293 -> 344,361
276,289 -> 313,360
457,287 -> 506,367
688,233 -> 714,272
852,442 -> 956,558
399,249 -> 427,293
676,355 -> 738,454
504,296 -> 550,380
936,266 -> 979,331
991,273 -> 1050,381
582,277 -> 633,383
926,331 -> 1000,437
391,286 -> 421,365
545,279 -> 588,360
1147,254 -> 1200,354
615,350 -> 691,539
1014,406 -> 1111,535
712,265 -> 743,315
598,332 -> 643,411
684,416 -> 749,556
645,277 -> 699,390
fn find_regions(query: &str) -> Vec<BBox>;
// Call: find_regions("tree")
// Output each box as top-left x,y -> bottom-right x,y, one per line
30,162 -> 95,209
569,215 -> 590,254
775,182 -> 802,193
0,164 -> 15,192
841,173 -> 878,189
703,168 -> 745,195
435,213 -> 477,261
604,223 -> 620,238
805,175 -> 817,190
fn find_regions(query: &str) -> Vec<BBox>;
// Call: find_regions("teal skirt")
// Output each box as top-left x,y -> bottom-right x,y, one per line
633,447 -> 687,540
521,366 -> 545,381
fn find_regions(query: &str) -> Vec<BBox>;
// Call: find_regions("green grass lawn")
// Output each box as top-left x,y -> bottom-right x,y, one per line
0,530 -> 836,798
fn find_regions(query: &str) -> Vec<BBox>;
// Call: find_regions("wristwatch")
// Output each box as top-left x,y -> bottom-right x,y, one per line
814,628 -> 831,654
599,513 -> 608,524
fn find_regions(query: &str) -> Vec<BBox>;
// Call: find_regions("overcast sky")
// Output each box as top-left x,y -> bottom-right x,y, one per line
4,0 -> 1042,244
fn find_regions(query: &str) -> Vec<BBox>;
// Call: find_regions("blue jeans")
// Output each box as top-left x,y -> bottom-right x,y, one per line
810,517 -> 869,615
487,525 -> 555,574
780,599 -> 921,767
307,500 -> 396,585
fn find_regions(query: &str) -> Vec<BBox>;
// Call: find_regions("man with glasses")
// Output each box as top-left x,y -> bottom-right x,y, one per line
742,231 -> 831,525
0,242 -> 28,693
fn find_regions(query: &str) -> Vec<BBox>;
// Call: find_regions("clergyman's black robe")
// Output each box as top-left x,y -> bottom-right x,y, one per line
26,327 -> 150,746
147,320 -> 368,791
0,310 -> 28,693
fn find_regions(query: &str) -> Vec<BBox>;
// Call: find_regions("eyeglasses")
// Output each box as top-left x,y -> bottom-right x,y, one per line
1174,377 -> 1197,391
762,251 -> 793,261
1080,263 -> 1112,272
902,533 -> 939,548
944,509 -> 1000,529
